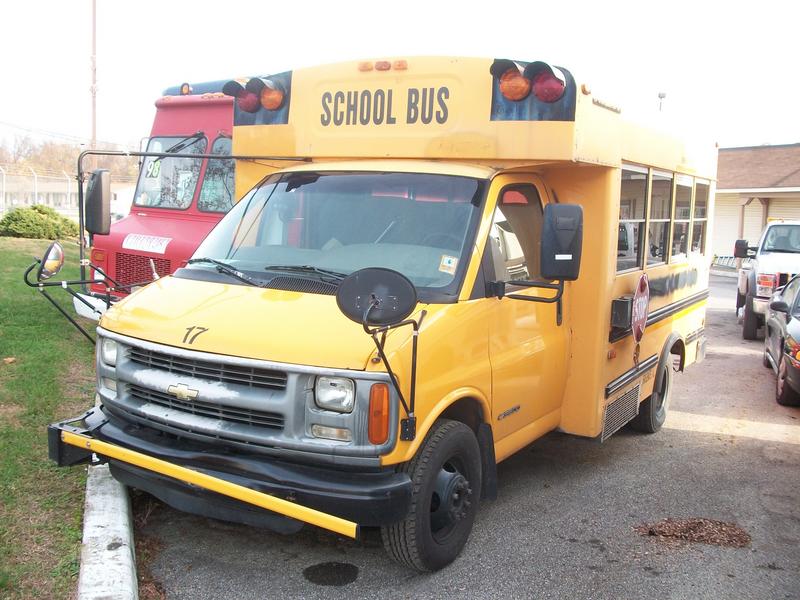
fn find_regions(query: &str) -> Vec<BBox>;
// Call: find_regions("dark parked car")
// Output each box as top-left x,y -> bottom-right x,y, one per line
763,275 -> 800,406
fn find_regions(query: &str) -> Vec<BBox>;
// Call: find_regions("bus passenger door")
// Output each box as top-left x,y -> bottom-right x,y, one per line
486,175 -> 569,443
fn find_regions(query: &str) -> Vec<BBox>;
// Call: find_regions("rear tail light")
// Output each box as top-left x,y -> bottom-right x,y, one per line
531,70 -> 566,103
368,383 -> 390,445
757,273 -> 777,296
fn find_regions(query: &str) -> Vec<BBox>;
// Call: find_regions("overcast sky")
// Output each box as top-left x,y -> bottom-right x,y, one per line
1,0 -> 797,150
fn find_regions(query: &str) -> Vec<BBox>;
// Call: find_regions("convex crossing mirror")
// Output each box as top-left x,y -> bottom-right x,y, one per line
36,242 -> 65,282
336,268 -> 417,327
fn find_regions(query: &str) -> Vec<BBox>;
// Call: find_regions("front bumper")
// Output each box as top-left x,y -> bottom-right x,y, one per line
49,407 -> 412,535
753,297 -> 769,315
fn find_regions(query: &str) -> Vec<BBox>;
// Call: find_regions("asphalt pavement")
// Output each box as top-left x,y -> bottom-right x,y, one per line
139,275 -> 800,599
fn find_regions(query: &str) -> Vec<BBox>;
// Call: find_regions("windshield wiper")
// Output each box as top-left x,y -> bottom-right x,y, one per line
264,265 -> 348,281
153,132 -> 205,162
187,257 -> 263,287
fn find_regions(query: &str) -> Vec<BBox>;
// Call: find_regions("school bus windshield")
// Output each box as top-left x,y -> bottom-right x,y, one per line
191,171 -> 484,293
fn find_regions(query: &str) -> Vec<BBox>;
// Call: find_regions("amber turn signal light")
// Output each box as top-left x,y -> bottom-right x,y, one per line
368,383 -> 390,445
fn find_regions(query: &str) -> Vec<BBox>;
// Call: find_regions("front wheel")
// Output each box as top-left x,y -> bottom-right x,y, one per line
381,419 -> 481,572
630,360 -> 672,433
776,353 -> 800,406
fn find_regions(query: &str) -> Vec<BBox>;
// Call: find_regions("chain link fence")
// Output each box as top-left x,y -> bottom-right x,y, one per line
0,165 -> 136,222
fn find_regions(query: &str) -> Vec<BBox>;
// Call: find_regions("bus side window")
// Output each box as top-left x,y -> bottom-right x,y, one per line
489,185 -> 544,281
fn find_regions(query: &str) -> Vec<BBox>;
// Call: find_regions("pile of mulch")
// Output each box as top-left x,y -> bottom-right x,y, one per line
634,518 -> 751,548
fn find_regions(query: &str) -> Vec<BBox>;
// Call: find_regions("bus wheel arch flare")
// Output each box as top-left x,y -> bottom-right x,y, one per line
42,56 -> 715,572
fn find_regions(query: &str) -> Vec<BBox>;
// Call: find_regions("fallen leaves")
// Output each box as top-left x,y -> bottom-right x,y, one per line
634,517 -> 751,548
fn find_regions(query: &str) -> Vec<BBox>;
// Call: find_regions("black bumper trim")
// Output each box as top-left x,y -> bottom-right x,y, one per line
605,354 -> 659,398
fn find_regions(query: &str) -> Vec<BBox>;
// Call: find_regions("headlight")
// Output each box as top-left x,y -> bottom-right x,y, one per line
100,338 -> 118,366
314,376 -> 355,413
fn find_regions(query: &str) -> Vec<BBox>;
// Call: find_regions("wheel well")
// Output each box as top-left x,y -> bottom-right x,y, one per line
439,397 -> 485,432
670,338 -> 686,372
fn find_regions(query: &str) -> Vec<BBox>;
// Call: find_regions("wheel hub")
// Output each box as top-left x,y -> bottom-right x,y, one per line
430,466 -> 472,533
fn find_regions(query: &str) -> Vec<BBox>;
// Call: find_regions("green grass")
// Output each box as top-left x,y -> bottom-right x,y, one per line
0,237 -> 96,599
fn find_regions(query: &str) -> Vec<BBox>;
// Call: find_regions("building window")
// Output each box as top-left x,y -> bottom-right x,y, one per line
692,180 -> 709,254
617,166 -> 648,272
648,172 -> 672,265
671,174 -> 692,262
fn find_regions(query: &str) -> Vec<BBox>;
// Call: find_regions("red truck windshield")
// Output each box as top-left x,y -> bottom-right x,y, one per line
134,136 -> 208,209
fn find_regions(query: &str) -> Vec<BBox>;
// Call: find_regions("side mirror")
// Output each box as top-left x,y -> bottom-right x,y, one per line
336,268 -> 417,327
37,242 -> 65,281
540,204 -> 583,281
85,169 -> 111,235
770,299 -> 790,313
733,239 -> 751,259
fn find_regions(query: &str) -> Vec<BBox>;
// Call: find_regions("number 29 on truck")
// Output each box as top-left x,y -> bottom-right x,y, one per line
48,56 -> 715,571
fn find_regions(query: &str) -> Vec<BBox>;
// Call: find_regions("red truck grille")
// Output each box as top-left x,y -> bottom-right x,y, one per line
115,253 -> 171,287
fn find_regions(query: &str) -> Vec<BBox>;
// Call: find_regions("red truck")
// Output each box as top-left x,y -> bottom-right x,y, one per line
77,81 -> 234,316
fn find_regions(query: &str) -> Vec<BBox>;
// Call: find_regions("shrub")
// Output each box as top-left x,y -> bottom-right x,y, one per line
0,206 -> 79,239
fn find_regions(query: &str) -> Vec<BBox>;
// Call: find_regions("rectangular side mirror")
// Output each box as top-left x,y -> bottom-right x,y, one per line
733,239 -> 750,259
85,169 -> 111,235
540,204 -> 583,281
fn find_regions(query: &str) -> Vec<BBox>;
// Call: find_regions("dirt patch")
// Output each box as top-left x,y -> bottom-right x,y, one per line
132,491 -> 166,600
634,518 -> 751,548
0,403 -> 23,427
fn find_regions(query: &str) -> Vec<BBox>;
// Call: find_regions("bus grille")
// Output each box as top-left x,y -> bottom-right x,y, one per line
601,384 -> 641,442
115,253 -> 171,287
128,384 -> 284,430
127,347 -> 288,391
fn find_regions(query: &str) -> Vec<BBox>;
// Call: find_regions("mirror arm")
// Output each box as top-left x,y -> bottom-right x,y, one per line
36,287 -> 96,345
362,302 -> 427,441
494,280 -> 565,326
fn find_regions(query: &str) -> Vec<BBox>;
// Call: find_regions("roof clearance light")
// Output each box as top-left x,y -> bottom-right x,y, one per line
393,60 -> 408,71
179,83 -> 192,95
532,70 -> 566,103
259,82 -> 285,111
499,68 -> 531,101
358,61 -> 374,72
375,61 -> 391,71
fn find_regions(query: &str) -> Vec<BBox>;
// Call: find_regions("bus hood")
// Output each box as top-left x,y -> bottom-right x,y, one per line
99,275 -> 387,370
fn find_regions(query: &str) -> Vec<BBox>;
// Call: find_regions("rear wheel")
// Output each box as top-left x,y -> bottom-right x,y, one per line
630,360 -> 672,433
776,353 -> 800,406
742,295 -> 759,340
381,419 -> 481,572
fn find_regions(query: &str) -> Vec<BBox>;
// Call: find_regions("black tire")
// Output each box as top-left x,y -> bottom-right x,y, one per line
630,360 -> 672,433
381,419 -> 481,572
736,290 -> 745,314
742,295 -> 759,340
775,353 -> 800,406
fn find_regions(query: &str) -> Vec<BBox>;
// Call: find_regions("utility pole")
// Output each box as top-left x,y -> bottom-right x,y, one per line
90,0 -> 97,170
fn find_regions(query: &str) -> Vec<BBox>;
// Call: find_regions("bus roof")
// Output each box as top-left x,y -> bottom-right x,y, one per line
228,57 -> 716,178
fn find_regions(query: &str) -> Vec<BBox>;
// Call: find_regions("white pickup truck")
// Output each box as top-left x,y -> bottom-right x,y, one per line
735,220 -> 800,339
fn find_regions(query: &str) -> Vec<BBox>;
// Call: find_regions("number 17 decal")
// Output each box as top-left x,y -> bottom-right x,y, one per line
183,326 -> 209,344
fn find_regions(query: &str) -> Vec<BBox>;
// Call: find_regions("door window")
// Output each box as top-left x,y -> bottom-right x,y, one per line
488,184 -> 544,281
782,276 -> 800,310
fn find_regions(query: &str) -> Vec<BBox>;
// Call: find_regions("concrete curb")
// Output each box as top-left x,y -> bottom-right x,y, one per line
77,464 -> 138,600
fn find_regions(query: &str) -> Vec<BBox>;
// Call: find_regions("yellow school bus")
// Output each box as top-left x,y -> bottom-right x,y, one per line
49,56 -> 714,571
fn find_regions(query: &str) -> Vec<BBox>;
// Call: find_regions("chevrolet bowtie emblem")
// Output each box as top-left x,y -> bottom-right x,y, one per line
167,383 -> 199,401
